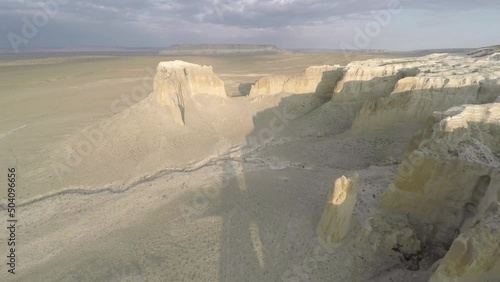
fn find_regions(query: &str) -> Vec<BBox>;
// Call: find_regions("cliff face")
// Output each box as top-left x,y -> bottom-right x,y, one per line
349,55 -> 500,131
430,203 -> 500,282
249,75 -> 290,96
250,54 -> 500,136
332,62 -> 421,103
249,65 -> 343,96
154,60 -> 227,125
378,102 -> 500,280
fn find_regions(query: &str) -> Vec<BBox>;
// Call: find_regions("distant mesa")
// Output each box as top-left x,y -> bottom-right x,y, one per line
159,44 -> 289,55
467,45 -> 500,58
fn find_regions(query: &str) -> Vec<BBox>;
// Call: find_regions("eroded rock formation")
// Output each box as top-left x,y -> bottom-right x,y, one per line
430,203 -> 500,282
380,103 -> 500,240
332,60 -> 421,103
154,60 -> 227,125
249,65 -> 343,96
317,175 -> 359,247
349,55 -> 500,131
376,101 -> 500,280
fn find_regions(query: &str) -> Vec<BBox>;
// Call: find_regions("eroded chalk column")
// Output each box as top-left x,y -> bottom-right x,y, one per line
316,175 -> 359,247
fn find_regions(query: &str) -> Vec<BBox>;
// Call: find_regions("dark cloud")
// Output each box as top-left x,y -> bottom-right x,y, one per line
0,0 -> 499,50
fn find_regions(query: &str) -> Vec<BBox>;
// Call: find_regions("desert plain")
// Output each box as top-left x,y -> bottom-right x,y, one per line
0,47 -> 499,282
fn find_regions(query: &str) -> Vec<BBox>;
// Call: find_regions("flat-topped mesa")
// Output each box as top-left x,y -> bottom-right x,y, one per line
160,44 -> 287,55
154,60 -> 227,125
380,102 -> 500,246
317,175 -> 359,247
430,203 -> 500,282
249,65 -> 343,96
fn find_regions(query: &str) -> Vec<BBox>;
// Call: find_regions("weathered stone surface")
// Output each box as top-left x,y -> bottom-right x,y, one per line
332,60 -> 420,103
362,214 -> 421,257
430,203 -> 500,282
248,75 -> 290,96
380,102 -> 500,245
284,65 -> 344,95
317,175 -> 359,246
249,65 -> 343,96
159,44 -> 287,55
349,54 -> 500,131
154,60 -> 226,125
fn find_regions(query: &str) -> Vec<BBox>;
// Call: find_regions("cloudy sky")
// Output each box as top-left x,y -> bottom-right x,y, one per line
1,0 -> 499,51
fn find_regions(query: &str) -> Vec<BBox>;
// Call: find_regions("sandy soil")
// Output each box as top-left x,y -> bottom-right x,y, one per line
0,52 -> 432,281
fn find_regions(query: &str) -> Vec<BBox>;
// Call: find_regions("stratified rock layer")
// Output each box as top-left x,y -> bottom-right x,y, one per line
380,103 -> 500,241
430,203 -> 500,282
249,65 -> 343,96
317,175 -> 359,246
348,54 -> 500,131
154,60 -> 226,125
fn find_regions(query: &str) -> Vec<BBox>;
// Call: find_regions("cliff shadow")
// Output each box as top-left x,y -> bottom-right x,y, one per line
238,83 -> 254,96
314,70 -> 343,96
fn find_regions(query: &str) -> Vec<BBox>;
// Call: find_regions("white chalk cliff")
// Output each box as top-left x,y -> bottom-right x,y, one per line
348,54 -> 500,131
379,102 -> 500,280
430,203 -> 500,282
154,60 -> 227,125
150,55 -> 500,280
249,65 -> 343,96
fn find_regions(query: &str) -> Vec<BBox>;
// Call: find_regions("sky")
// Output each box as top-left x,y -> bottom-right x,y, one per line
1,0 -> 499,51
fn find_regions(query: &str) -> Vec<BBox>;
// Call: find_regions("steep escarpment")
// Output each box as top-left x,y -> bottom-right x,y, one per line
154,60 -> 227,125
379,102 -> 500,280
249,65 -> 344,96
332,60 -> 421,103
317,175 -> 358,247
430,203 -> 500,282
349,55 -> 500,131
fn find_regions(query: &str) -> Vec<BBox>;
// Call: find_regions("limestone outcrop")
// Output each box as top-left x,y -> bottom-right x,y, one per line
380,102 -> 500,255
489,53 -> 500,61
332,60 -> 421,103
429,203 -> 500,282
154,60 -> 227,125
317,175 -> 359,246
249,75 -> 290,96
249,65 -> 343,96
348,55 -> 500,131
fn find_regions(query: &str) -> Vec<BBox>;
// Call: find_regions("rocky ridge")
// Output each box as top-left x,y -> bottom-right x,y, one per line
152,55 -> 500,280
